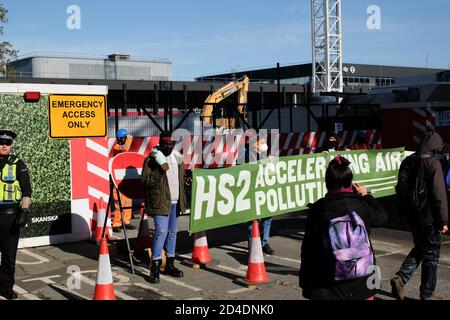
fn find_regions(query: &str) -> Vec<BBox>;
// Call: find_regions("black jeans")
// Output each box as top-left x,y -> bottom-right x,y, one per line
0,208 -> 20,294
397,223 -> 441,299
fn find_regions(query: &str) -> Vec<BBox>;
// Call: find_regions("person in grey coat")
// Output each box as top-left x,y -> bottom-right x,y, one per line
391,131 -> 448,300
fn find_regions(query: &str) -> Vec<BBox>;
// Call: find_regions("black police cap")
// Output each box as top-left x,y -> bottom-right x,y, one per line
0,130 -> 17,141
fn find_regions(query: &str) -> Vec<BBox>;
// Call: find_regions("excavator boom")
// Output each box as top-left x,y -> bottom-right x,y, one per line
202,75 -> 249,129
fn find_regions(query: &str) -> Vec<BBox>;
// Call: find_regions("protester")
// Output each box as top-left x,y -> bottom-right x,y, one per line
317,132 -> 341,153
299,155 -> 388,300
237,135 -> 276,255
112,128 -> 136,232
390,132 -> 448,300
141,131 -> 186,284
351,131 -> 371,150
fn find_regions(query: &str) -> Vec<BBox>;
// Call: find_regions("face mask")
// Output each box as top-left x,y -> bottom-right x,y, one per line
258,143 -> 269,154
160,147 -> 173,156
327,141 -> 339,150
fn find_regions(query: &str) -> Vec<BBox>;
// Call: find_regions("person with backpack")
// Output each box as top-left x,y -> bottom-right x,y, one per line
298,155 -> 388,300
391,131 -> 448,300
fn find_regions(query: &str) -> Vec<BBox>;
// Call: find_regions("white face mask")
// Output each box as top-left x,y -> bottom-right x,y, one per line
258,143 -> 269,154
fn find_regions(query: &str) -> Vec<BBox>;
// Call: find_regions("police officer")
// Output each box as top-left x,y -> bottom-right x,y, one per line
0,130 -> 32,300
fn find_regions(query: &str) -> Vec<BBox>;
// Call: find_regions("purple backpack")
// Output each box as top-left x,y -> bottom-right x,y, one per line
326,211 -> 374,281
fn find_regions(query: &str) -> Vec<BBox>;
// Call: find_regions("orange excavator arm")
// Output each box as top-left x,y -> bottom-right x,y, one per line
202,75 -> 249,128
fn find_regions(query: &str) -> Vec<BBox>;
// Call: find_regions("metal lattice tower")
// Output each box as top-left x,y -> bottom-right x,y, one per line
311,0 -> 343,93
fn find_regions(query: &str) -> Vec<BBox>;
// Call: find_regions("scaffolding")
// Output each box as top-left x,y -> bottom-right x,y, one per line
311,0 -> 344,93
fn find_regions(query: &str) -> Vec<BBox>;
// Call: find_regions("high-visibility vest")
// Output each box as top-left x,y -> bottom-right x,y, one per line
113,135 -> 133,156
0,157 -> 22,203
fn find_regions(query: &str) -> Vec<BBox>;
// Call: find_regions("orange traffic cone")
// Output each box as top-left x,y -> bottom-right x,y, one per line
191,231 -> 213,265
244,220 -> 269,284
134,213 -> 153,264
182,231 -> 219,269
93,238 -> 116,300
94,198 -> 111,243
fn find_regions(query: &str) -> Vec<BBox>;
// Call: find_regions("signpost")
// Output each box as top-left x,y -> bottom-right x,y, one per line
48,95 -> 107,139
107,152 -> 147,273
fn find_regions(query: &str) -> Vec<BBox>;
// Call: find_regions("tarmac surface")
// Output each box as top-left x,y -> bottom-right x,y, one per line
4,206 -> 450,301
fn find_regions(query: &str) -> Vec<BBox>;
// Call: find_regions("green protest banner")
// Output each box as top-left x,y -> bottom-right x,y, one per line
190,148 -> 405,234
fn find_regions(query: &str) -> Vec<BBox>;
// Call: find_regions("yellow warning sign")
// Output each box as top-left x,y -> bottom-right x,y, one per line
48,95 -> 108,139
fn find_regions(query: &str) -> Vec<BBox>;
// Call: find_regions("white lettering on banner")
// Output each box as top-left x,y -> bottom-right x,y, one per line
315,157 -> 327,179
305,182 -> 317,203
255,191 -> 266,216
294,184 -> 307,207
277,187 -> 288,211
375,151 -> 402,172
297,159 -> 306,181
267,189 -> 278,213
217,174 -> 235,216
194,176 -> 216,220
390,152 -> 402,171
375,153 -> 387,172
286,186 -> 296,209
276,161 -> 287,184
236,171 -> 251,212
287,160 -> 297,183
255,165 -> 266,188
360,154 -> 370,174
264,162 -> 276,186
306,157 -> 315,180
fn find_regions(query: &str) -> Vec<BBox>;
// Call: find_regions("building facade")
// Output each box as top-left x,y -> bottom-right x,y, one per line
8,53 -> 172,81
197,63 -> 445,92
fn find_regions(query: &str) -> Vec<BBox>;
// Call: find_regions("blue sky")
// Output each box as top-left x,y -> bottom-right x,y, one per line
2,0 -> 450,79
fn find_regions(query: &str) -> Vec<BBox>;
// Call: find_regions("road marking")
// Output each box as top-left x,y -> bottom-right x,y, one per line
226,287 -> 254,294
219,245 -> 302,264
159,275 -> 202,292
23,275 -> 62,284
371,240 -> 403,248
217,264 -> 247,276
178,254 -> 248,277
133,265 -> 203,292
16,249 -> 50,265
13,285 -> 41,300
77,273 -> 138,300
375,250 -> 405,258
133,282 -> 173,299
48,283 -> 91,300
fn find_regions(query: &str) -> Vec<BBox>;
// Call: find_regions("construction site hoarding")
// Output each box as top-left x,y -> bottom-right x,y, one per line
0,83 -> 108,248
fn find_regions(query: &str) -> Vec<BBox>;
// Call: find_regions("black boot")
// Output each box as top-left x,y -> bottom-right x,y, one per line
146,259 -> 162,284
164,257 -> 184,278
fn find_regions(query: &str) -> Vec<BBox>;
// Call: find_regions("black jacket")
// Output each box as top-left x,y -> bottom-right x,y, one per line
299,192 -> 388,300
416,132 -> 448,228
141,155 -> 186,217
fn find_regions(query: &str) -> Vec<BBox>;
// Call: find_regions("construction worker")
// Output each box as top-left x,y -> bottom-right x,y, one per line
0,130 -> 32,300
351,131 -> 371,150
112,128 -> 136,232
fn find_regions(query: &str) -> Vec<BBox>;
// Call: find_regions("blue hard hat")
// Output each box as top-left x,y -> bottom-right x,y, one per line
116,128 -> 128,139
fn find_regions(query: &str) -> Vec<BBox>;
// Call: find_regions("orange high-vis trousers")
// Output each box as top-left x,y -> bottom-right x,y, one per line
113,191 -> 132,227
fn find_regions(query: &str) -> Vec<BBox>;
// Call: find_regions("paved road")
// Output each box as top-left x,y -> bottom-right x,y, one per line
4,212 -> 450,301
